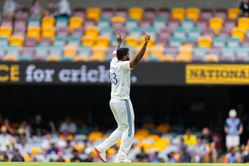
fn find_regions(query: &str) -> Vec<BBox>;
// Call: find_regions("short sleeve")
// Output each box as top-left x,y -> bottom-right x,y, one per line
120,61 -> 132,72
225,119 -> 229,127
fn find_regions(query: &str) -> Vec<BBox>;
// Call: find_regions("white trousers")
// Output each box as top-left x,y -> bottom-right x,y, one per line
226,135 -> 240,148
97,98 -> 135,161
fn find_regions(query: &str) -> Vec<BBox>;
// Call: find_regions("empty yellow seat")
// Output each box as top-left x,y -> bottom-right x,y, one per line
107,148 -> 116,155
135,134 -> 145,140
228,8 -> 240,20
27,27 -> 40,40
73,144 -> 85,151
42,17 -> 55,29
47,55 -> 61,62
64,44 -> 77,57
238,17 -> 249,30
74,56 -> 89,62
85,26 -> 99,38
96,36 -> 110,47
87,7 -> 101,21
10,36 -> 24,47
111,16 -> 126,23
135,129 -> 149,137
149,44 -> 164,57
232,27 -> 246,41
0,27 -> 12,38
82,36 -> 95,47
125,36 -> 139,47
175,54 -> 192,62
3,55 -> 17,61
153,138 -> 170,152
129,7 -> 143,21
198,36 -> 212,48
69,16 -> 83,32
31,148 -> 43,154
91,55 -> 105,62
209,17 -> 223,34
205,54 -> 219,62
23,154 -> 31,162
42,27 -> 55,40
179,44 -> 193,56
186,8 -> 200,21
92,47 -> 107,56
143,142 -> 153,153
172,8 -> 185,20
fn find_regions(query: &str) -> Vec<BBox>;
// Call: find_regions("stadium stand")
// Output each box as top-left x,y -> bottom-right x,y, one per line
0,114 -> 248,163
0,6 -> 248,62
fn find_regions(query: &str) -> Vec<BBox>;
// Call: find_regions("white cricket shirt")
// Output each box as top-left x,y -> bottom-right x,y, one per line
110,53 -> 132,100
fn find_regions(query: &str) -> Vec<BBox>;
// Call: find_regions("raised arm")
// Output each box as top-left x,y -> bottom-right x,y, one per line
130,34 -> 151,69
113,32 -> 123,57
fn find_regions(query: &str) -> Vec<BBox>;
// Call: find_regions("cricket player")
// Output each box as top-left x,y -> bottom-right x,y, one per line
94,32 -> 151,163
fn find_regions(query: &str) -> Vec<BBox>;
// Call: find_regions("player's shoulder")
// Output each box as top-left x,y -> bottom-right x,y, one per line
111,57 -> 118,63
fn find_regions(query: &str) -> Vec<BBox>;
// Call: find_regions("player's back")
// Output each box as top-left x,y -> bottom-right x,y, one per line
110,57 -> 131,100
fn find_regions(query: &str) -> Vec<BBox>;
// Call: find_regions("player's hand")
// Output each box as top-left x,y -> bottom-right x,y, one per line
144,32 -> 151,44
117,32 -> 123,44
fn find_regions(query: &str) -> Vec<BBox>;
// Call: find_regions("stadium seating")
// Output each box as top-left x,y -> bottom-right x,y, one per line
0,7 -> 248,62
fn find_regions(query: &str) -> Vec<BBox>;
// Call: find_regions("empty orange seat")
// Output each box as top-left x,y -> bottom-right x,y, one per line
125,36 -> 139,47
175,54 -> 192,62
42,17 -> 55,29
31,148 -> 43,154
86,7 -> 101,21
135,129 -> 149,137
96,36 -> 110,47
88,131 -> 103,141
64,44 -> 77,57
198,36 -> 212,48
149,44 -> 164,57
205,54 -> 219,62
111,16 -> 126,23
47,56 -> 61,62
92,47 -> 107,57
186,8 -> 200,21
10,36 -> 24,47
172,8 -> 185,20
85,26 -> 99,38
82,36 -> 95,47
27,27 -> 40,40
238,17 -> 249,29
153,138 -> 170,152
129,7 -> 143,21
0,27 -> 12,38
69,16 -> 83,32
3,55 -> 17,61
74,56 -> 89,62
42,28 -> 55,40
209,17 -> 223,34
179,44 -> 193,56
228,8 -> 240,20
232,27 -> 246,41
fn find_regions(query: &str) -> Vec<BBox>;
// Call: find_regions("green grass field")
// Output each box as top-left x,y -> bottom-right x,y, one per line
0,163 -> 247,166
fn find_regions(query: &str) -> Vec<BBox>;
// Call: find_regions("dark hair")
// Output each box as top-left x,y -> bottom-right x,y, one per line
117,48 -> 129,60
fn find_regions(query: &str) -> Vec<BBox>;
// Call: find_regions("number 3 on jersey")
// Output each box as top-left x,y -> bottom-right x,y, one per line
110,72 -> 118,85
